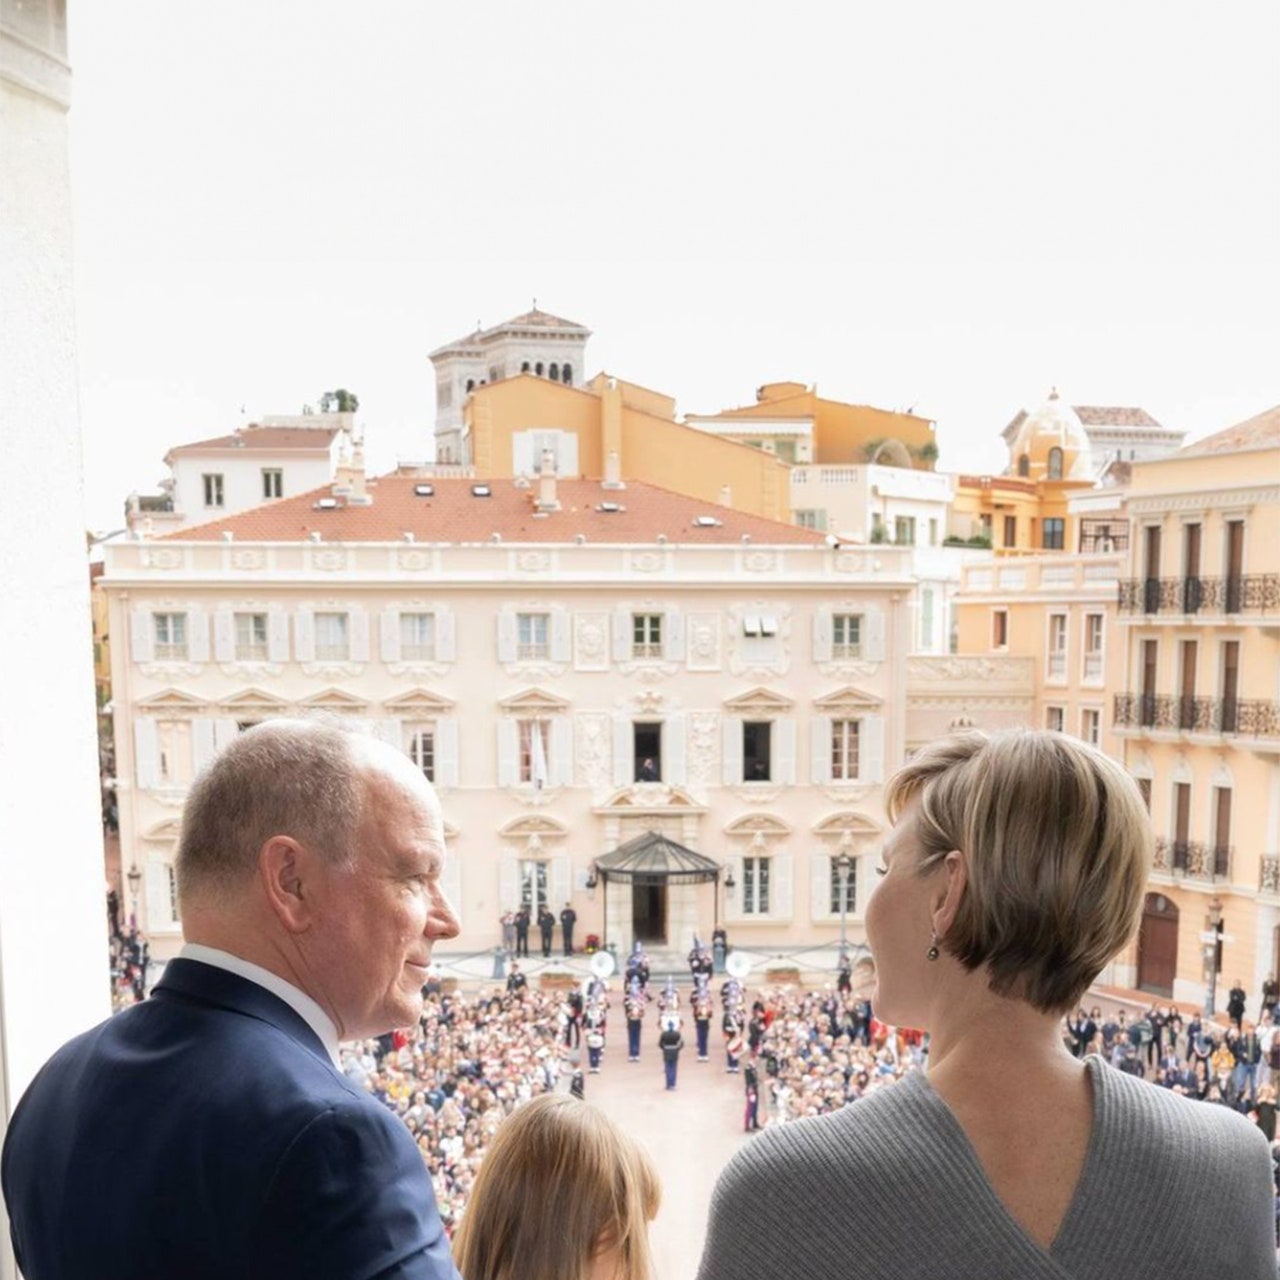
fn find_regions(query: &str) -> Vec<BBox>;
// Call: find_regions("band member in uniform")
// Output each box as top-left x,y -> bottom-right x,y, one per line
693,983 -> 713,1062
560,902 -> 577,955
625,979 -> 646,1062
514,904 -> 531,957
538,907 -> 556,958
658,1015 -> 684,1091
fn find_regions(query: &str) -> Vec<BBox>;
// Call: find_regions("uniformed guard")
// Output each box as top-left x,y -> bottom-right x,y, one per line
625,977 -> 646,1062
693,984 -> 713,1062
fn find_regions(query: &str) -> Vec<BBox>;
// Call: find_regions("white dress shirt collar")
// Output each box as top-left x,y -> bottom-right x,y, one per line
178,942 -> 342,1068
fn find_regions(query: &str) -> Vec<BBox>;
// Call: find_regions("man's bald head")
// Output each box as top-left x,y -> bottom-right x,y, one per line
175,718 -> 436,909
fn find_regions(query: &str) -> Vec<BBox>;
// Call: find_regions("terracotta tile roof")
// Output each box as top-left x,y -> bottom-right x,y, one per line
166,426 -> 341,457
162,475 -> 829,546
1072,405 -> 1163,429
1179,404 -> 1280,457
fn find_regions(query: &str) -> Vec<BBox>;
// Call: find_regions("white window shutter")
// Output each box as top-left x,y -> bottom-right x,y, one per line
497,720 -> 518,787
134,718 -> 159,790
500,852 -> 519,912
663,609 -> 685,662
860,714 -> 886,783
497,612 -> 517,663
552,856 -> 571,910
725,855 -> 745,923
775,717 -> 797,785
188,610 -> 210,663
374,718 -> 402,748
268,607 -> 289,662
436,718 -> 459,789
612,606 -> 632,663
512,431 -> 535,476
772,852 -> 793,920
550,716 -> 572,789
294,610 -> 315,662
811,851 -> 830,921
193,718 -> 217,774
812,610 -> 833,663
440,847 -> 462,928
436,609 -> 456,662
722,716 -> 742,785
811,717 -> 832,784
551,612 -> 571,663
665,713 -> 687,786
145,857 -> 176,932
213,608 -> 235,662
131,608 -> 154,663
349,608 -> 370,662
380,609 -> 401,663
214,718 -> 237,751
613,716 -> 633,787
865,605 -> 886,662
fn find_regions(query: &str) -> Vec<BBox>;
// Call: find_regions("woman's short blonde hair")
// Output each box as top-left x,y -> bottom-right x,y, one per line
884,728 -> 1152,1015
452,1094 -> 660,1280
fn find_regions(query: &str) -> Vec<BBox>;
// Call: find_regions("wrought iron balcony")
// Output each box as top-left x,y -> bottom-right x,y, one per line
1153,837 -> 1231,881
1118,574 -> 1280,617
1114,693 -> 1280,740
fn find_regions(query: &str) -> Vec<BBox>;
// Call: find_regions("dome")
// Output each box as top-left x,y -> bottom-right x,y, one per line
1008,389 -> 1092,481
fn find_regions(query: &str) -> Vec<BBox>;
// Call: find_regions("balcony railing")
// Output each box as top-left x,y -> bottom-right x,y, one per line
1118,574 -> 1280,616
1114,693 -> 1280,739
1153,837 -> 1232,881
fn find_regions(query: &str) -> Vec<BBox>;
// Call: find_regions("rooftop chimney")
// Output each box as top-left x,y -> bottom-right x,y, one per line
603,449 -> 625,490
718,484 -> 732,506
536,447 -> 560,511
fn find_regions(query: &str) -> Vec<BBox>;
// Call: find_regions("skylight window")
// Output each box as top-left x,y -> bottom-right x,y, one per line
414,483 -> 435,497
693,515 -> 722,527
471,485 -> 492,498
597,502 -> 623,513
314,497 -> 339,510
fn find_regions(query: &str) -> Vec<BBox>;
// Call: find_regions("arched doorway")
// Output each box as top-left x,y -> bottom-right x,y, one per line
1137,892 -> 1179,997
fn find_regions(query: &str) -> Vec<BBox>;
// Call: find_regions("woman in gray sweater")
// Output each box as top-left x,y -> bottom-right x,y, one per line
697,729 -> 1275,1279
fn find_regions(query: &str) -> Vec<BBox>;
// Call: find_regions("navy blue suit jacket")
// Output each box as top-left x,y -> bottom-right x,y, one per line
1,958 -> 458,1280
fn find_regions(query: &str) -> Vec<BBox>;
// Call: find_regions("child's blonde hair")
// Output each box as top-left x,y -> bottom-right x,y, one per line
453,1093 -> 661,1280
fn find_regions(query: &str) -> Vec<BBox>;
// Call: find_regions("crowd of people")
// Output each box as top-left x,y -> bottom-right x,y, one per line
106,888 -> 149,1010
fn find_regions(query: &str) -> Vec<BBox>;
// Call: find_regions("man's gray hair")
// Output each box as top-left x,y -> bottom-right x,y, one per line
175,718 -> 366,903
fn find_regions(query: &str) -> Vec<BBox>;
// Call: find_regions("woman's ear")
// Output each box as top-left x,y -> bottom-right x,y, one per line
931,849 -> 967,941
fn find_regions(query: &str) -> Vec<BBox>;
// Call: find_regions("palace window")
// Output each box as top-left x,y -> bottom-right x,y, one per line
262,468 -> 283,500
633,613 -> 663,660
742,856 -> 770,915
831,719 -> 860,782
234,612 -> 268,661
203,473 -> 225,508
517,612 -> 550,661
153,612 -> 188,661
400,612 -> 436,661
832,613 -> 861,659
314,611 -> 349,661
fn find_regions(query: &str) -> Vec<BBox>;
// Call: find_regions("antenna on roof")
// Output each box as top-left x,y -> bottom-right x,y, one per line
532,296 -> 537,310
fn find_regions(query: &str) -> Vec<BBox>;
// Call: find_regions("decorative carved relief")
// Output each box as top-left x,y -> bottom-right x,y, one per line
230,550 -> 265,571
629,552 -> 664,573
742,551 -> 778,573
313,550 -> 348,572
686,711 -> 720,789
516,551 -> 551,572
574,614 -> 609,672
686,614 -> 721,672
632,690 -> 665,713
905,656 -> 1030,682
301,661 -> 363,678
822,783 -> 879,804
217,662 -> 283,679
387,662 -> 449,679
138,662 -> 201,679
397,550 -> 432,572
834,552 -> 875,574
818,659 -> 878,680
503,661 -> 568,682
730,784 -> 783,804
574,713 -> 612,792
142,549 -> 184,570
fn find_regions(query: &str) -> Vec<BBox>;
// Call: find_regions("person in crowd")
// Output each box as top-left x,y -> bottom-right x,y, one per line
658,1016 -> 684,1091
560,902 -> 577,956
1262,975 -> 1279,1022
514,905 -> 531,958
1229,979 -> 1248,1030
499,911 -> 516,956
452,1094 -> 660,1280
585,1017 -> 606,1074
538,906 -> 556,958
696,728 -> 1275,1280
505,962 -> 527,998
3,718 -> 462,1280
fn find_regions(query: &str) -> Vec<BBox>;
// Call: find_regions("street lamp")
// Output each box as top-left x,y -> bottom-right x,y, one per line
835,849 -> 853,956
1205,894 -> 1224,1018
126,862 -> 142,928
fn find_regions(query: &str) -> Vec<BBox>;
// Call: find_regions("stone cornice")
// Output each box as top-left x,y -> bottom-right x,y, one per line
1127,486 -> 1280,515
1,20 -> 70,109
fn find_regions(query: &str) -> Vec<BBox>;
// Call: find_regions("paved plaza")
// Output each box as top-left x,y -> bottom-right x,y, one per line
576,1029 -> 753,1280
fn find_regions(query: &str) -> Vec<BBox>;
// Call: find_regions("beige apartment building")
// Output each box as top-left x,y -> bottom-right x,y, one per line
1111,407 -> 1280,1010
102,464 -> 927,968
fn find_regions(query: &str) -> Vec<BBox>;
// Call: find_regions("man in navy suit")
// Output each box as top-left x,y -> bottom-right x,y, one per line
2,718 -> 462,1279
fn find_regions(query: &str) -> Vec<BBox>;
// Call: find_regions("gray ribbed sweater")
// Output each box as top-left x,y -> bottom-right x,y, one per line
695,1056 -> 1275,1279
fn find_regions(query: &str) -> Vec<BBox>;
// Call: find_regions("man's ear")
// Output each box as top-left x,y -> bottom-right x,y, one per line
259,835 -> 315,933
931,849 -> 967,942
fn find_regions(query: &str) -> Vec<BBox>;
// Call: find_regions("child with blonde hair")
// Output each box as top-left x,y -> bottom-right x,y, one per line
453,1093 -> 660,1280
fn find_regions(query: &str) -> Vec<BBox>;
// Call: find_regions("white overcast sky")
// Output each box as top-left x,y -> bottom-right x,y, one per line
67,1 -> 1280,534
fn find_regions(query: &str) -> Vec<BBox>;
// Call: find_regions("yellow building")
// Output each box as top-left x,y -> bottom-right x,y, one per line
951,392 -> 1101,554
460,370 -> 794,522
685,381 -> 936,469
1112,405 -> 1280,1013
